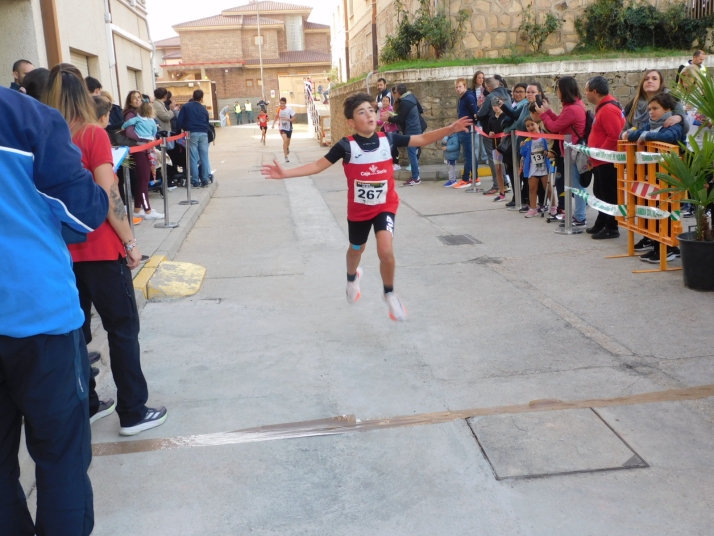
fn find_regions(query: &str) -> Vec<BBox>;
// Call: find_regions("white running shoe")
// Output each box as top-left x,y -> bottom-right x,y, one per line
346,267 -> 362,304
383,291 -> 407,321
142,210 -> 165,220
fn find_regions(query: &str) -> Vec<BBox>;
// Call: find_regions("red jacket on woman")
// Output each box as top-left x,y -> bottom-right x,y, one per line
587,95 -> 625,168
541,98 -> 587,153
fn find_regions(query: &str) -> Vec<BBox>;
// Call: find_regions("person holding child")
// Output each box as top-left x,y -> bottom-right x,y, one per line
377,94 -> 400,170
262,93 -> 472,322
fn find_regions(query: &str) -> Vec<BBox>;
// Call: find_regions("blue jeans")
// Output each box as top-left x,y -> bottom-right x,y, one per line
458,131 -> 472,181
189,132 -> 211,185
570,160 -> 586,221
407,147 -> 419,179
478,132 -> 488,162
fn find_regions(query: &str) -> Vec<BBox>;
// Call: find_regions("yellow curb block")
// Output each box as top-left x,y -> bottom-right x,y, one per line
477,165 -> 491,177
146,261 -> 206,300
133,255 -> 166,299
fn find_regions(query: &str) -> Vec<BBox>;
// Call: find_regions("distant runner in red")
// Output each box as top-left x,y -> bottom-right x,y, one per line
262,93 -> 472,321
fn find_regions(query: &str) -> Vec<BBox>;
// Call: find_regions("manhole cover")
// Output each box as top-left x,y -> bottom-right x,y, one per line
438,234 -> 481,246
467,408 -> 648,480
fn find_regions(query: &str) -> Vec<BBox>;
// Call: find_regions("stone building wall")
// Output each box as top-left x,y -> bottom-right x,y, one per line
329,57 -> 685,165
305,32 -> 330,52
242,29 -> 280,60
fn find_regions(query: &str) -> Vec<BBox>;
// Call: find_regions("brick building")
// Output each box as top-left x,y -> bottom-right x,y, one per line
161,1 -> 331,115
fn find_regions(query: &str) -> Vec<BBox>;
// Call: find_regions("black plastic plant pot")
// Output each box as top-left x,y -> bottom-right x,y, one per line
678,231 -> 714,291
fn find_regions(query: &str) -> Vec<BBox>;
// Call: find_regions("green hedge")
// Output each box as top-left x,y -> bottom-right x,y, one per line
575,0 -> 714,52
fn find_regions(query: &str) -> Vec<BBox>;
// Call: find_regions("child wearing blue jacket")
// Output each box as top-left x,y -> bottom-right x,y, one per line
442,133 -> 461,186
519,117 -> 553,218
625,93 -> 685,145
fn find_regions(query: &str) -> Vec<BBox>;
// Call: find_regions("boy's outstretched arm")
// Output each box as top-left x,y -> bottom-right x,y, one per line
262,157 -> 333,179
409,117 -> 473,147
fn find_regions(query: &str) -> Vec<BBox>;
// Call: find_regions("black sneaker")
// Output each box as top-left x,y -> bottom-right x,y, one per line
90,399 -> 116,424
91,366 -> 100,378
519,205 -> 530,213
591,228 -> 620,239
644,249 -> 675,264
572,218 -> 587,229
670,246 -> 681,257
505,200 -> 516,208
119,406 -> 168,436
88,351 -> 101,365
634,237 -> 654,252
586,226 -> 604,235
639,249 -> 656,261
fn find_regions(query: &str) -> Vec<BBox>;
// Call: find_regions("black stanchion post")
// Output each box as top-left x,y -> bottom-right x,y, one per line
123,163 -> 133,234
509,130 -> 521,211
179,132 -> 198,206
155,137 -> 179,229
465,125 -> 482,193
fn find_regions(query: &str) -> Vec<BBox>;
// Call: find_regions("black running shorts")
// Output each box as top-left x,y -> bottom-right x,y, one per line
280,129 -> 292,139
260,125 -> 267,132
347,212 -> 395,246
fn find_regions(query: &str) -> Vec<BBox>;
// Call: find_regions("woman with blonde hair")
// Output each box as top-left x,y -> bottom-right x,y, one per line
621,70 -> 689,134
44,63 -> 167,436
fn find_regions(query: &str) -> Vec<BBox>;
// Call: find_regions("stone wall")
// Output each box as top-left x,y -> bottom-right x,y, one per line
329,57 -> 686,165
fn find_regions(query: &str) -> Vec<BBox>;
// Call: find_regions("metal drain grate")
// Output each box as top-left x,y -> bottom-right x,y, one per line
438,234 -> 481,246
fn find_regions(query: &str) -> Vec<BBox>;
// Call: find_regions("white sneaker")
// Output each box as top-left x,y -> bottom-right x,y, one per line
383,291 -> 407,322
133,209 -> 146,219
346,267 -> 362,304
142,210 -> 164,220
393,164 -> 401,171
285,157 -> 290,163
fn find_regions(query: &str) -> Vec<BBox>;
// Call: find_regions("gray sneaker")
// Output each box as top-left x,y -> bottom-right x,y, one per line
119,406 -> 168,436
90,399 -> 116,424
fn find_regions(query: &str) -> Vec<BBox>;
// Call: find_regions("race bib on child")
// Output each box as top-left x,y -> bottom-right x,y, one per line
354,180 -> 388,205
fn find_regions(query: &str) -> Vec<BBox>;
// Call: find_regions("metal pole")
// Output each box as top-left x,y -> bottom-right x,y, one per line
257,5 -> 265,102
555,134 -> 580,235
509,130 -> 521,211
465,126 -> 482,193
123,163 -> 133,234
155,137 -> 179,228
179,132 -> 198,206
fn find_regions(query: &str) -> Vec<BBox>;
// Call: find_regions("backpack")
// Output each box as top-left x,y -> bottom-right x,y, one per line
570,100 -> 623,184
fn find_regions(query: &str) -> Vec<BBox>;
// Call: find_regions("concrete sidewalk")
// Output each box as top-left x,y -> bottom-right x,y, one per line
36,124 -> 714,534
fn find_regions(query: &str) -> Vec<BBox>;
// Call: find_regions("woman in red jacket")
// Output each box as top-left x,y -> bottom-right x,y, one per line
535,76 -> 588,227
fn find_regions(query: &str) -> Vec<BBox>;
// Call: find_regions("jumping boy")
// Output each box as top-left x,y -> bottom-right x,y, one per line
258,108 -> 269,145
272,97 -> 295,162
262,92 -> 472,321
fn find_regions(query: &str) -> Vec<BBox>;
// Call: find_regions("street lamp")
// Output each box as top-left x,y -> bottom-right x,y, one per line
256,2 -> 265,101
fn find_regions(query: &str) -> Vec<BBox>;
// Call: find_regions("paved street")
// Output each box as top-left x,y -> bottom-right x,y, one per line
86,124 -> 714,535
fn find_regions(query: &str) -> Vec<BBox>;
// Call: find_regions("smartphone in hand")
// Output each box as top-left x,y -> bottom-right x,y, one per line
535,95 -> 542,107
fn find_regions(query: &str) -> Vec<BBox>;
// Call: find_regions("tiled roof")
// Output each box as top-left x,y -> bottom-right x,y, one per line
244,49 -> 331,65
304,21 -> 329,30
242,16 -> 284,25
174,15 -> 243,28
223,1 -> 312,13
154,36 -> 181,47
163,51 -> 182,59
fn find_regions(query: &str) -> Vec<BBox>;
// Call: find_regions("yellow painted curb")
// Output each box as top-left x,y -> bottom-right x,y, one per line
146,261 -> 206,300
133,255 -> 166,299
477,165 -> 491,177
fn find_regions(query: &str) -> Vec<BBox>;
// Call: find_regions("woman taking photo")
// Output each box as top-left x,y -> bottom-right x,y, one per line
45,64 -> 167,436
124,90 -> 163,220
535,76 -> 588,227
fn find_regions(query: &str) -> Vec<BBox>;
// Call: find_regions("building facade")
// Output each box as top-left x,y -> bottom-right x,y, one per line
161,1 -> 331,114
0,0 -> 154,105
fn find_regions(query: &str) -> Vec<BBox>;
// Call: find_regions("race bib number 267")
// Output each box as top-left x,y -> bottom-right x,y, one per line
354,180 -> 388,205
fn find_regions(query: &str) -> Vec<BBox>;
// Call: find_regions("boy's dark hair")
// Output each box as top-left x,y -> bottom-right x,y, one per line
92,95 -> 113,119
649,92 -> 676,111
154,87 -> 168,99
280,97 -> 287,103
343,92 -> 375,119
557,76 -> 581,105
192,89 -> 204,101
85,76 -> 102,93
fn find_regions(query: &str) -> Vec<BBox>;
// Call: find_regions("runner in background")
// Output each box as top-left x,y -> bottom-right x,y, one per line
258,108 -> 269,145
272,97 -> 295,162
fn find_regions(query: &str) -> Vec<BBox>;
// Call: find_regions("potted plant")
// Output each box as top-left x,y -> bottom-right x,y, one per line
655,134 -> 714,290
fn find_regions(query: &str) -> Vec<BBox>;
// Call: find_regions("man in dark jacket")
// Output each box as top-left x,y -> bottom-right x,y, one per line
389,83 -> 427,185
10,59 -> 33,91
451,77 -> 479,188
178,89 -> 212,187
0,85 -> 109,536
477,77 -> 512,194
377,78 -> 392,107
